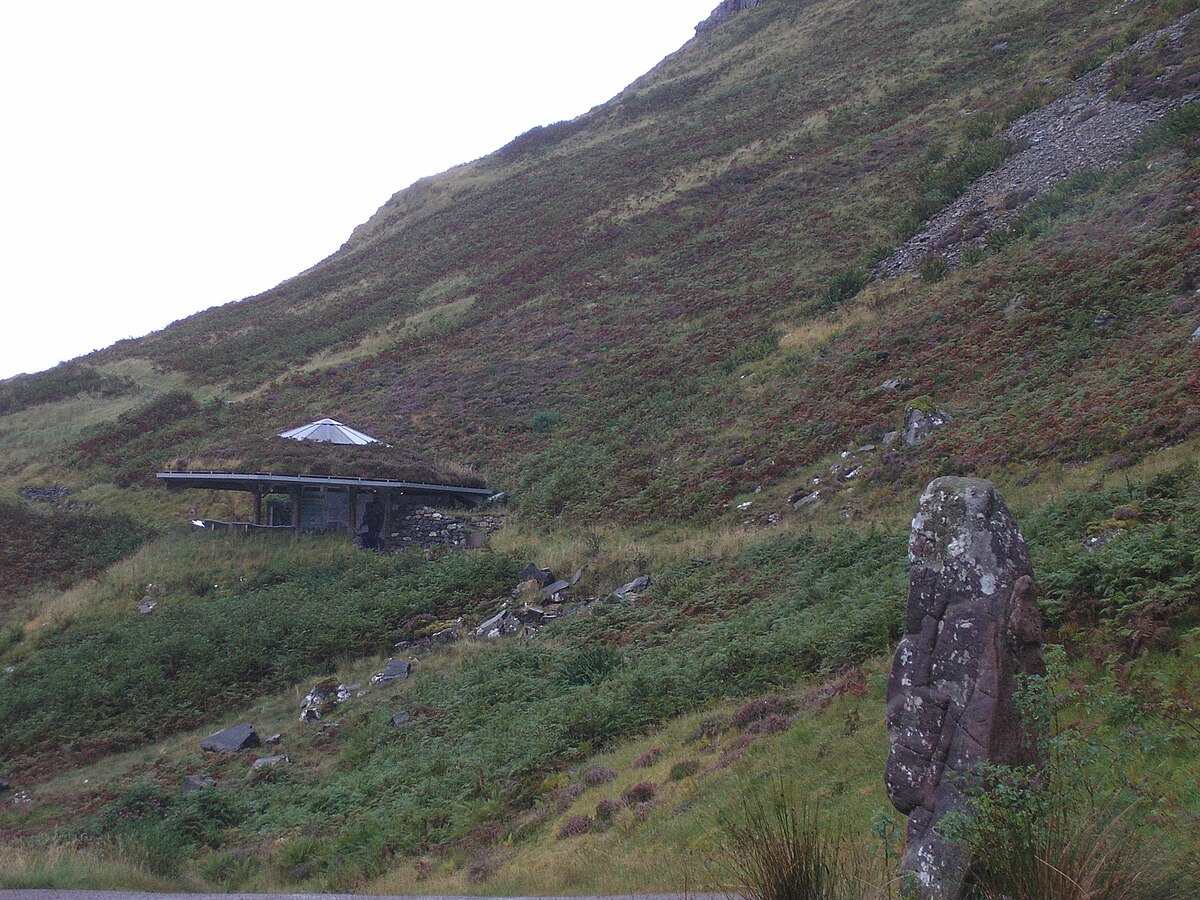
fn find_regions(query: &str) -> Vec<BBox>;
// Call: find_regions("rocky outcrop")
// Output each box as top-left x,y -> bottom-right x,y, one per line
903,402 -> 952,447
695,0 -> 764,35
885,477 -> 1045,899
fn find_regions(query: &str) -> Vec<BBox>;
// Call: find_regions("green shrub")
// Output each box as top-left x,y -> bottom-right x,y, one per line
668,758 -> 701,781
918,255 -> 948,283
822,269 -> 868,308
529,410 -> 563,433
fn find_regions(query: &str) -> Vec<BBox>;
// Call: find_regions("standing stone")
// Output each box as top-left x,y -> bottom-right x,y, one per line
885,477 -> 1045,899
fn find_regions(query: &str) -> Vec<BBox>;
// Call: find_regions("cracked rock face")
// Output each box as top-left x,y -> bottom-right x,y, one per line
885,477 -> 1044,899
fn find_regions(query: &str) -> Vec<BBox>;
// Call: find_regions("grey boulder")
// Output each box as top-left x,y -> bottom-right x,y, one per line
372,659 -> 413,684
613,575 -> 650,599
180,775 -> 215,793
200,723 -> 261,753
902,404 -> 951,446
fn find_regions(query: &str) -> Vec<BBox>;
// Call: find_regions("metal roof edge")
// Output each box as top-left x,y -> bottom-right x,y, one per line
155,471 -> 494,496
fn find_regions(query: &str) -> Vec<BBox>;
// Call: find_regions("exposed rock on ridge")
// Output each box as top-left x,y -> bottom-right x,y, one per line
696,0 -> 765,35
885,477 -> 1045,899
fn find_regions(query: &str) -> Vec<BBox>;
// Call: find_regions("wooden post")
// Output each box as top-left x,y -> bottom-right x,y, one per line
291,488 -> 302,530
252,489 -> 263,526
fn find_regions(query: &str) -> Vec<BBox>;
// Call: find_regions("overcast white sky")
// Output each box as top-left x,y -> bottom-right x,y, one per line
0,1 -> 718,379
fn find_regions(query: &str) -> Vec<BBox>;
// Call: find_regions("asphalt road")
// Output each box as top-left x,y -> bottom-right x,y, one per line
0,893 -> 727,900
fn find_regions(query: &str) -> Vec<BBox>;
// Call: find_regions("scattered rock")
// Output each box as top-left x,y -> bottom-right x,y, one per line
736,500 -> 753,511
0,778 -> 10,793
136,597 -> 157,615
252,754 -> 290,769
372,659 -> 413,684
264,733 -> 283,746
991,40 -> 1010,52
389,711 -> 412,728
541,579 -> 572,599
180,775 -> 216,793
790,490 -> 821,510
885,477 -> 1045,899
881,377 -> 912,392
19,486 -> 69,503
518,563 -> 557,587
486,491 -> 509,505
1191,325 -> 1200,343
902,402 -> 952,447
613,575 -> 651,599
299,681 -> 352,722
1092,309 -> 1117,327
200,723 -> 261,753
7,790 -> 33,807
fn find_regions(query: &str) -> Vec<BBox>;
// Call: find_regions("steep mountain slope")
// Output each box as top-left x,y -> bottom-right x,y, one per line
3,0 -> 1195,523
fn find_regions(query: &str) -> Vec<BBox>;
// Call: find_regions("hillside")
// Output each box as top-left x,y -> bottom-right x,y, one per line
1,0 -> 1199,893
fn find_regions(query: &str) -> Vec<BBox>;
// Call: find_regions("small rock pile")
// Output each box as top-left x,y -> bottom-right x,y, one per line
19,485 -> 70,503
299,680 -> 357,721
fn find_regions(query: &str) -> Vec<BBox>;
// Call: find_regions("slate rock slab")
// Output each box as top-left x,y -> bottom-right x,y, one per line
613,575 -> 650,599
372,658 -> 413,683
389,711 -> 412,728
252,754 -> 290,768
180,775 -> 215,793
885,477 -> 1045,900
200,723 -> 261,753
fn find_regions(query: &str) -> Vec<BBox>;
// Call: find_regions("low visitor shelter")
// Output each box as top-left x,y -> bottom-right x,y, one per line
157,417 -> 493,547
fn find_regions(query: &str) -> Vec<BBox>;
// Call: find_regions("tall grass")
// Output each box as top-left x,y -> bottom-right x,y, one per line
715,791 -> 882,900
964,792 -> 1200,900
0,841 -> 183,891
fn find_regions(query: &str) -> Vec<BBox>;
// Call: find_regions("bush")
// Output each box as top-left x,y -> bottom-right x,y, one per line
948,647 -> 1200,900
822,269 -> 868,308
594,799 -> 620,824
733,696 -> 793,729
528,410 -> 563,433
634,747 -> 662,768
621,782 -> 657,806
584,766 -> 617,786
919,254 -> 949,283
668,758 -> 701,781
557,815 -> 592,839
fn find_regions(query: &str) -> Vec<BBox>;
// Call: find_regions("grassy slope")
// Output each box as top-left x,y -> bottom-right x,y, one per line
1,450 -> 1198,892
2,0 -> 1200,891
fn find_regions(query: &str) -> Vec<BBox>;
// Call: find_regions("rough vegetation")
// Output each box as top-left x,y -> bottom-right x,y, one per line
1,0 -> 1199,893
